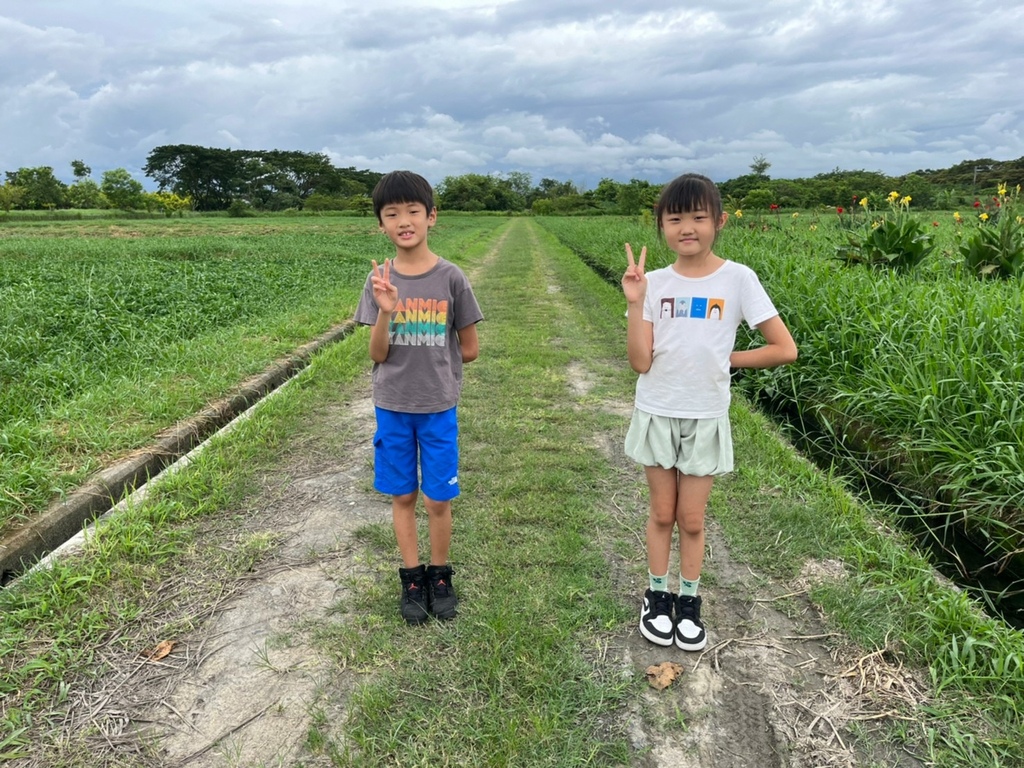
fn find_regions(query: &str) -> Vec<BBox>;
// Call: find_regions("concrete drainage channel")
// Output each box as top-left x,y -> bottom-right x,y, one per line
0,320 -> 357,585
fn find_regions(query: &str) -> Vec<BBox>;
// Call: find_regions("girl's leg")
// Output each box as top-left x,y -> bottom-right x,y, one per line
645,465 -> 680,576
392,491 -> 420,568
676,474 -> 715,580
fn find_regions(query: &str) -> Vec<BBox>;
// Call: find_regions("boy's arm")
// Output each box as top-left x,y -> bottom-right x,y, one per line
368,258 -> 399,363
369,309 -> 392,363
729,315 -> 797,369
457,322 -> 479,363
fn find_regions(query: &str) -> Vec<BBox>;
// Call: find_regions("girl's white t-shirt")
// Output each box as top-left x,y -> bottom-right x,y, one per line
634,260 -> 778,419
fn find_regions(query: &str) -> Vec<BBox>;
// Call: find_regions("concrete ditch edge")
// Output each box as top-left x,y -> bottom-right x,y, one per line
0,319 -> 357,584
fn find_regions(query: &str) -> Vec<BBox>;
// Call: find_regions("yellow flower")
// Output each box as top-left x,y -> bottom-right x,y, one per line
980,212 -> 990,221
998,183 -> 1008,196
859,197 -> 868,208
809,224 -> 817,231
1017,216 -> 1023,225
901,195 -> 912,206
734,209 -> 743,218
953,211 -> 962,222
888,191 -> 900,202
792,212 -> 799,218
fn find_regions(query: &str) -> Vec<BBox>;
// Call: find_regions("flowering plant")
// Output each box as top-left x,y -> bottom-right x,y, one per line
834,190 -> 934,272
959,183 -> 1024,279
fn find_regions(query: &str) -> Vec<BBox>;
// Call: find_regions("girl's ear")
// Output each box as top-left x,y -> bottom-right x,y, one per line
718,212 -> 729,229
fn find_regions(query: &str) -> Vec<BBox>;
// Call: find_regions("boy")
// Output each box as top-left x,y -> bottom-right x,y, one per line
354,171 -> 483,624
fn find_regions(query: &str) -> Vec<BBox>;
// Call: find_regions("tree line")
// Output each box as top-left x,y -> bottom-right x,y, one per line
2,145 -> 1023,216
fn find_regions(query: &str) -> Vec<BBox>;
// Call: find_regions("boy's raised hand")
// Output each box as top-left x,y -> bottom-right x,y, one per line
621,243 -> 647,304
371,258 -> 399,313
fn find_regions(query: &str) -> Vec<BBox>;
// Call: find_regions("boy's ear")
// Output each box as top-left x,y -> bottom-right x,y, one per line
427,207 -> 437,226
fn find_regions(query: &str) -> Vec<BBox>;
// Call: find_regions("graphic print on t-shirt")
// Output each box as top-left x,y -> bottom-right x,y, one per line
658,297 -> 725,320
390,296 -> 448,346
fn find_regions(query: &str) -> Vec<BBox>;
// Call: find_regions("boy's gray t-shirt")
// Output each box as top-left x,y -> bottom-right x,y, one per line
354,258 -> 483,414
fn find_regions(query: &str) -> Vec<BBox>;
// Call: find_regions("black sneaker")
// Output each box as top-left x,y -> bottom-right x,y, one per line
675,594 -> 707,651
639,589 -> 675,646
426,564 -> 458,620
399,565 -> 429,625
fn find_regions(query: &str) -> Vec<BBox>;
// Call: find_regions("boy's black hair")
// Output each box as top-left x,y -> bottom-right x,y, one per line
371,170 -> 435,222
654,173 -> 724,232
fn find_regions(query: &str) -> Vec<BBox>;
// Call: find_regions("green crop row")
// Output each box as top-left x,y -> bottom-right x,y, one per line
0,216 -> 506,534
535,215 -> 1024,579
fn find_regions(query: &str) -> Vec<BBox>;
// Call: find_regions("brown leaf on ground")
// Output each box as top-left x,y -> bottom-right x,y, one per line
141,640 -> 176,662
645,661 -> 684,690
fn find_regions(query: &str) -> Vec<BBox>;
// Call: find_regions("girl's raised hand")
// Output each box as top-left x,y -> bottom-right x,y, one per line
621,243 -> 647,304
371,258 -> 399,313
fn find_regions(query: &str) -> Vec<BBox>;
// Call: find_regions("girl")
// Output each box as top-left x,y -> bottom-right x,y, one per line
621,173 -> 797,650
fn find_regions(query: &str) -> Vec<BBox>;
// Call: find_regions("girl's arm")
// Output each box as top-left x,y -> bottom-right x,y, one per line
729,315 -> 797,369
626,306 -> 654,373
457,322 -> 480,363
623,243 -> 653,373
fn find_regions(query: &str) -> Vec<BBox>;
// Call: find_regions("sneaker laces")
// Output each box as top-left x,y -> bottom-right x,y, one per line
651,591 -> 673,616
677,597 -> 699,622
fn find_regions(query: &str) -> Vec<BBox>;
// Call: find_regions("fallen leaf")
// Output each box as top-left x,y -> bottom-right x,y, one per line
141,640 -> 176,662
645,661 -> 684,690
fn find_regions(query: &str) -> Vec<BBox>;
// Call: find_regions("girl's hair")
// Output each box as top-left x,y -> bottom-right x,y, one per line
372,170 -> 435,222
654,173 -> 724,232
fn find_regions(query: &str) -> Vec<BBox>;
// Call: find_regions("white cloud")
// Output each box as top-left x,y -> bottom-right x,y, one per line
1,0 -> 1022,188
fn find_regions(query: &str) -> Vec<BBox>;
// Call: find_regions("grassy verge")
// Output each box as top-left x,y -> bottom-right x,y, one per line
1,218 -> 1021,766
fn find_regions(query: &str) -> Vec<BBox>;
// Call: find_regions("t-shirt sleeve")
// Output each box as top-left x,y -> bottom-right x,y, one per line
353,273 -> 379,326
740,268 -> 779,328
450,271 -> 484,329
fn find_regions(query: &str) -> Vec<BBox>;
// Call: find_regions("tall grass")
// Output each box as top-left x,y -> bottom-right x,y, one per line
534,215 -> 1024,580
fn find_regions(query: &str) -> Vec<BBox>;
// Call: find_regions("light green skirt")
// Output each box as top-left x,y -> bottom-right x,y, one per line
624,408 -> 734,476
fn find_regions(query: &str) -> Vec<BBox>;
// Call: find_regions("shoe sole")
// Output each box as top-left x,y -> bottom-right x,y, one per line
639,622 -> 675,646
675,635 -> 707,652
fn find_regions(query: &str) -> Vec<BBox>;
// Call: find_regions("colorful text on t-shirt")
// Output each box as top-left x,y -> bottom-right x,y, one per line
390,297 -> 448,346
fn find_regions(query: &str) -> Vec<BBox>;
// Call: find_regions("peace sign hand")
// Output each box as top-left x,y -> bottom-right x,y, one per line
621,243 -> 647,305
371,258 -> 399,314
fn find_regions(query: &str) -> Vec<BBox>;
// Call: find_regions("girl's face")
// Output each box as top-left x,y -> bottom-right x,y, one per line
660,208 -> 727,261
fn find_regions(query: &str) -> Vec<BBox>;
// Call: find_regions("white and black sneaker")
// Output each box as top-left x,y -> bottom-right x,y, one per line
639,589 -> 675,646
675,594 -> 707,651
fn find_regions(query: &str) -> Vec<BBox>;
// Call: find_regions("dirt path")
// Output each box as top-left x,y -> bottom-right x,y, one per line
23,220 -> 920,767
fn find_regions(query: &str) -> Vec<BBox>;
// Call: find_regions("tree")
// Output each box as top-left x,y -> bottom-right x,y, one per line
71,159 -> 92,180
750,155 -> 771,179
4,167 -> 67,209
0,182 -> 26,212
67,179 -> 103,209
101,168 -> 144,211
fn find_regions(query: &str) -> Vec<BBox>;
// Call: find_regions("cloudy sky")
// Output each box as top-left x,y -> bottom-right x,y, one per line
2,0 -> 1022,191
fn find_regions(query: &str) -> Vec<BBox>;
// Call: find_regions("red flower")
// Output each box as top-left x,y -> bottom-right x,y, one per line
974,200 -> 981,208
836,206 -> 844,214
932,221 -> 939,227
769,203 -> 779,211
852,195 -> 858,202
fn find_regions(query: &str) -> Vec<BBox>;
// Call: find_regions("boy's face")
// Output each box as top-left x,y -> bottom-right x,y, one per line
379,201 -> 436,252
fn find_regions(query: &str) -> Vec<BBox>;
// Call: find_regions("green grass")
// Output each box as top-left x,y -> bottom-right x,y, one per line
535,214 -> 1024,590
2,216 -> 1023,766
0,215 -> 506,533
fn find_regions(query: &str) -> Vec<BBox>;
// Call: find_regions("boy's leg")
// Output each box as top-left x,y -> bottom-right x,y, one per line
640,465 -> 679,646
418,408 -> 460,619
423,496 -> 452,566
392,491 -> 420,568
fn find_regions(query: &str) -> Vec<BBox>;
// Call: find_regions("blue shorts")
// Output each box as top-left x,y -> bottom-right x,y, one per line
373,406 -> 460,501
